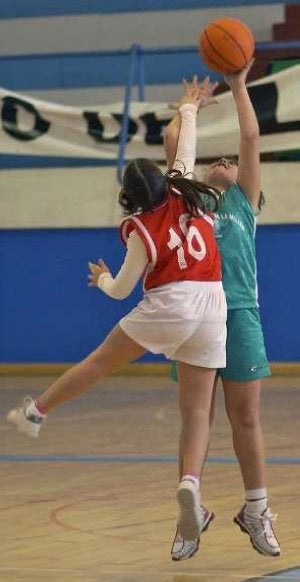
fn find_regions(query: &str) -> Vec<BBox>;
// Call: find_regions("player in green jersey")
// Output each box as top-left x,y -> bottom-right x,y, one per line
164,66 -> 280,560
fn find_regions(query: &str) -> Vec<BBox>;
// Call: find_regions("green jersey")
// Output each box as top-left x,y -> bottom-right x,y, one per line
214,183 -> 259,309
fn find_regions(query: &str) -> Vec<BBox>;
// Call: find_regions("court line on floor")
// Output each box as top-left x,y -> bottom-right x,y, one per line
0,567 -> 299,579
0,454 -> 300,464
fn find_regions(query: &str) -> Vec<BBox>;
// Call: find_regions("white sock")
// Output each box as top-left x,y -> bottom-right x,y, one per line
181,474 -> 200,490
245,488 -> 268,514
28,401 -> 46,418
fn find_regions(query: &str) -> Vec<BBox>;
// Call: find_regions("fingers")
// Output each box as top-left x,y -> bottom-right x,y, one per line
182,74 -> 217,94
87,259 -> 110,287
192,74 -> 198,87
201,75 -> 210,87
181,75 -> 218,110
87,271 -> 96,287
87,260 -> 101,286
88,259 -> 104,269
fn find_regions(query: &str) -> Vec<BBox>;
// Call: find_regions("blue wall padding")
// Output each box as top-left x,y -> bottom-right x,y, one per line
0,224 -> 299,363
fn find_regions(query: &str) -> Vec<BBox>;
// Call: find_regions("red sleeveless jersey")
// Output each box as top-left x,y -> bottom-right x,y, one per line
120,191 -> 221,291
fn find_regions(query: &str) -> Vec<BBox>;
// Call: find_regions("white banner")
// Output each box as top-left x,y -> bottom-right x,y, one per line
0,64 -> 299,162
0,162 -> 299,228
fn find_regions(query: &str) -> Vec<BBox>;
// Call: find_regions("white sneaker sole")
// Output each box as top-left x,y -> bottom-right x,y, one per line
177,483 -> 202,539
7,409 -> 40,438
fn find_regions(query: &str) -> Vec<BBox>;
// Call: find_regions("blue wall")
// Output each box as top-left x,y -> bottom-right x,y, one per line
0,225 -> 299,364
0,48 -> 221,91
256,224 -> 300,361
2,44 -> 300,92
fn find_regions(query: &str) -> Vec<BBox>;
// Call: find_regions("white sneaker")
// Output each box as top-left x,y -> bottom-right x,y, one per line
7,396 -> 45,438
177,478 -> 210,539
234,504 -> 281,557
171,505 -> 214,561
171,531 -> 199,561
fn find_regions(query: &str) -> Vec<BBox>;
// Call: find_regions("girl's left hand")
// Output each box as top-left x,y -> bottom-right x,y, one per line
88,259 -> 111,287
180,75 -> 219,110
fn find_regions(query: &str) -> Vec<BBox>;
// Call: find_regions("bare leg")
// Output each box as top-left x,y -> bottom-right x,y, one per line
37,325 -> 146,413
223,379 -> 266,489
178,373 -> 218,481
177,362 -> 216,478
173,363 -> 216,543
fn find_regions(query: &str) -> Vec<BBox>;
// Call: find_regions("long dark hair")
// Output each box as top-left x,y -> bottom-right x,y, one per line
119,158 -> 220,216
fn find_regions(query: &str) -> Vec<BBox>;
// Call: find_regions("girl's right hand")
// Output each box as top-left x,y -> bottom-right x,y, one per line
224,58 -> 254,90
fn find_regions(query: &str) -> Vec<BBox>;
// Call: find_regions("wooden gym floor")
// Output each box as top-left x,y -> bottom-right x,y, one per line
1,373 -> 299,582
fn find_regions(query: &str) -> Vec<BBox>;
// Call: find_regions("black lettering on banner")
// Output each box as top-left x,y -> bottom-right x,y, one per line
84,112 -> 138,143
248,83 -> 300,135
1,96 -> 50,141
139,113 -> 170,145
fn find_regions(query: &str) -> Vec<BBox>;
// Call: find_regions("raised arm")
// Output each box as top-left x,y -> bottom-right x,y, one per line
224,61 -> 260,209
163,76 -> 218,172
171,102 -> 199,177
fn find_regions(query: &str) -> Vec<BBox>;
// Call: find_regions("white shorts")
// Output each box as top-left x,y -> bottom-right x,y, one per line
119,281 -> 227,368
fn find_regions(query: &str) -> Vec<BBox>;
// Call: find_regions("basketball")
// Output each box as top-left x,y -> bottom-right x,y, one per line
199,18 -> 255,74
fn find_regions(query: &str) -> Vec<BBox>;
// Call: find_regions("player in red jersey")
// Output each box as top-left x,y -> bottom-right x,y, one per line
7,80 -> 226,551
120,180 -> 221,291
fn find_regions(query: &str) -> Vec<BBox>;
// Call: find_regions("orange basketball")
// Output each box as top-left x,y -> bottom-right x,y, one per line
199,18 -> 255,74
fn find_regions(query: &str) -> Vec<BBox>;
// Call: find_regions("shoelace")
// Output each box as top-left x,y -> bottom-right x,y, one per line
245,509 -> 278,541
261,510 -> 278,541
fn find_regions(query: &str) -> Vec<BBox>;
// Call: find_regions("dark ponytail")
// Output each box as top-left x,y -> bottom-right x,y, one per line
166,168 -> 221,215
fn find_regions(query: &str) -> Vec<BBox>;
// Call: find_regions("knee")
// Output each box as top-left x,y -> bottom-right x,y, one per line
86,345 -> 105,367
227,405 -> 260,430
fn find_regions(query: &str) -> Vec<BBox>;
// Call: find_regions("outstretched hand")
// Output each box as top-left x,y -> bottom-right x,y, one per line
179,74 -> 219,110
224,58 -> 254,90
88,259 -> 111,287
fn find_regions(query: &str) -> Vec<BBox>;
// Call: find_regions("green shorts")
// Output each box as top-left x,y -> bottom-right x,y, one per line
219,308 -> 270,382
170,308 -> 270,382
